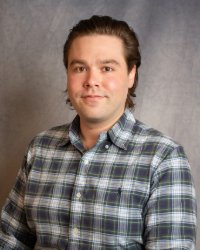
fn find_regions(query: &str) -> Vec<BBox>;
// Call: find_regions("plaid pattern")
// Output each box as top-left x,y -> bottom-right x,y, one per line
0,109 -> 196,249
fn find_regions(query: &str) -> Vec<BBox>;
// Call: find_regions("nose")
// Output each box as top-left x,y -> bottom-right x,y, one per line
83,69 -> 100,88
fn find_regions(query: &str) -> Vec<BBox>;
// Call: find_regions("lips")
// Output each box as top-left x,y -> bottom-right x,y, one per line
81,94 -> 105,104
84,94 -> 103,98
84,95 -> 104,100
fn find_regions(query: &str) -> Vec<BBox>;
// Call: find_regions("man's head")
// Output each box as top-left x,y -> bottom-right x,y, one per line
63,15 -> 141,108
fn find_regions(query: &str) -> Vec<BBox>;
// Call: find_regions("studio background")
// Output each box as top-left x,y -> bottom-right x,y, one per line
1,0 -> 200,247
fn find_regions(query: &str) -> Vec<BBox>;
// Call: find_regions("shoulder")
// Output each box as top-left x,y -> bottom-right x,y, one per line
113,110 -> 182,155
130,120 -> 187,162
133,119 -> 180,148
29,123 -> 71,149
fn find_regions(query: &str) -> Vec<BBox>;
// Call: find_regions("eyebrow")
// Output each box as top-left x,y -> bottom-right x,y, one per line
99,59 -> 120,66
69,59 -> 86,67
68,59 -> 121,67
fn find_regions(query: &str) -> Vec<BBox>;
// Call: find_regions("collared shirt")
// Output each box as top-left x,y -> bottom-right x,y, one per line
0,109 -> 196,249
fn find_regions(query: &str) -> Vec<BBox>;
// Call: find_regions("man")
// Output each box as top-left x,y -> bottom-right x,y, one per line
0,15 -> 196,249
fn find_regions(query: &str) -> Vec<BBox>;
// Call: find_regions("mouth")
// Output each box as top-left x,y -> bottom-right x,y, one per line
82,94 -> 105,104
83,95 -> 104,100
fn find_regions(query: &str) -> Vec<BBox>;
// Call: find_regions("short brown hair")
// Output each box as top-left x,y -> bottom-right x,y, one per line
63,15 -> 141,108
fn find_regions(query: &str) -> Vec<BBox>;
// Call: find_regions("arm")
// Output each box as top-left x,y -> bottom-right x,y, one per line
144,146 -> 197,249
0,153 -> 36,249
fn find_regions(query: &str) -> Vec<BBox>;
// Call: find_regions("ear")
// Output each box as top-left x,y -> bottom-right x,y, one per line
128,65 -> 136,88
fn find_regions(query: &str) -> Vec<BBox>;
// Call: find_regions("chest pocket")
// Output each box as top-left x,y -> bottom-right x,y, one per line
83,161 -> 149,245
84,185 -> 147,243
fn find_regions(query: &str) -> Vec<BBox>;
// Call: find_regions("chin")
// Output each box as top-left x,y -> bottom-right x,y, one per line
85,116 -> 103,123
80,113 -> 106,123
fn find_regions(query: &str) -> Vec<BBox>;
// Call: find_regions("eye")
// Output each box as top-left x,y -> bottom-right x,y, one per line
74,66 -> 87,73
102,66 -> 113,72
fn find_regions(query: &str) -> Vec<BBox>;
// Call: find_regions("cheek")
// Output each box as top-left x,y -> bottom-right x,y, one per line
67,84 -> 78,101
104,76 -> 120,91
104,76 -> 129,94
67,75 -> 83,93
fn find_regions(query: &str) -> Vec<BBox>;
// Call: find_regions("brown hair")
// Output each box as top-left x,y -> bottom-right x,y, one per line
63,15 -> 141,108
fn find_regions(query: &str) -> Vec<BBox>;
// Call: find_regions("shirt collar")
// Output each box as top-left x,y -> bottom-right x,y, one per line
57,116 -> 80,148
108,109 -> 136,150
58,109 -> 136,150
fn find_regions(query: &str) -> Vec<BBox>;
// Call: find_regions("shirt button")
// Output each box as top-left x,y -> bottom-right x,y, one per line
84,159 -> 89,165
73,228 -> 79,237
105,144 -> 109,149
79,177 -> 85,185
76,192 -> 82,199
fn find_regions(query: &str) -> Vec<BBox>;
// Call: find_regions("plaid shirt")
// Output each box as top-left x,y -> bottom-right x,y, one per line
0,109 -> 196,249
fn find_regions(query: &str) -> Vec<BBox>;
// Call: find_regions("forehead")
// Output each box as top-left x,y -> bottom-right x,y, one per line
68,34 -> 125,59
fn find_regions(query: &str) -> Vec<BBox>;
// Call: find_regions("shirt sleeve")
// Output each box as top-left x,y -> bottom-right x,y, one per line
144,145 -> 197,249
0,152 -> 36,249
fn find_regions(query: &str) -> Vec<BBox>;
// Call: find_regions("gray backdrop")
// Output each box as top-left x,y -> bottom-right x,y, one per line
1,0 -> 200,247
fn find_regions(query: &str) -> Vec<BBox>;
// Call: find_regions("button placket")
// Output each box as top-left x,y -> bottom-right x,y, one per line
69,156 -> 89,240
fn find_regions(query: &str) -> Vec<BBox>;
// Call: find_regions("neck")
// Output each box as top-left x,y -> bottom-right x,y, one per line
80,121 -> 110,150
79,109 -> 126,149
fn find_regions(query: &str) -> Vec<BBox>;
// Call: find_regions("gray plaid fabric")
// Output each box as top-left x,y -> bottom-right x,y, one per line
0,109 -> 196,249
